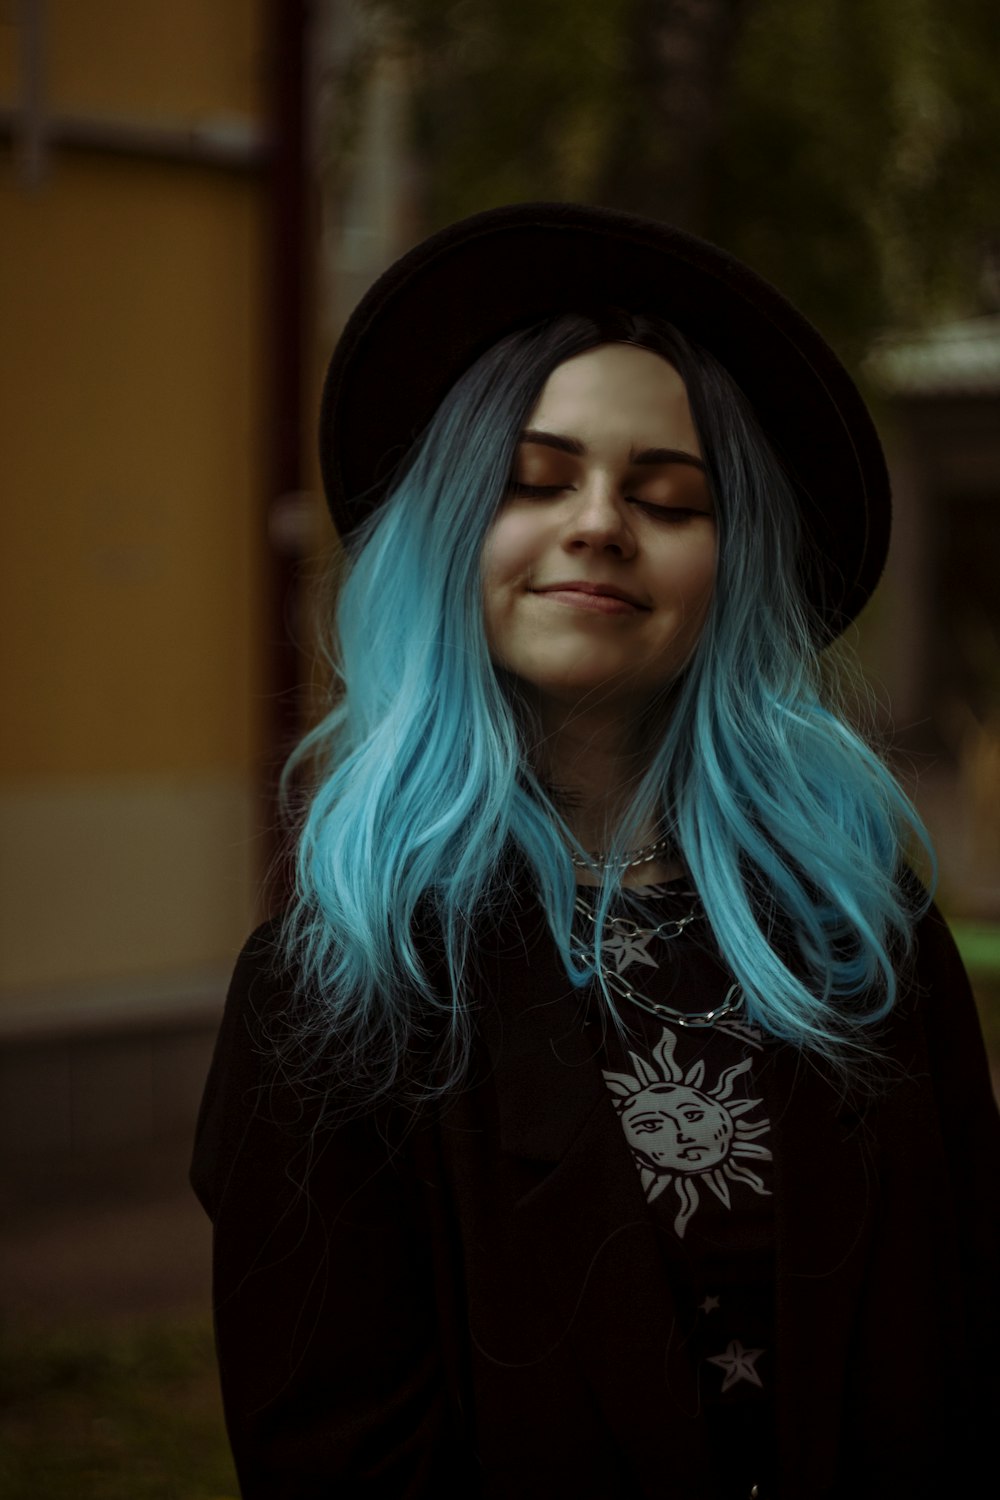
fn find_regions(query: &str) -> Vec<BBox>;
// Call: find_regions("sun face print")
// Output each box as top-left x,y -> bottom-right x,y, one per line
603,1024 -> 772,1237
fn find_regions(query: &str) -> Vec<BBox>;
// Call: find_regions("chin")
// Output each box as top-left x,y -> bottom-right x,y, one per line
529,671 -> 658,713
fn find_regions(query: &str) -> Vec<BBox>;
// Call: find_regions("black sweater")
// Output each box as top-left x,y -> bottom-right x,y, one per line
192,893 -> 1000,1499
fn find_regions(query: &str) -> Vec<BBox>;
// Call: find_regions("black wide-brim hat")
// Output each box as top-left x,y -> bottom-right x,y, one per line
320,201 -> 890,634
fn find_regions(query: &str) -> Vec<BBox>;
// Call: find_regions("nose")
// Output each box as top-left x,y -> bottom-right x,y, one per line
560,479 -> 637,559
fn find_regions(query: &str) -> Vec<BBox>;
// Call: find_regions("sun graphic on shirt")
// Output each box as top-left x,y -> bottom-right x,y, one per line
602,1025 -> 772,1238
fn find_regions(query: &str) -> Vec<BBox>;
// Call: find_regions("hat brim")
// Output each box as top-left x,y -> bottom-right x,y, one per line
320,201 -> 889,634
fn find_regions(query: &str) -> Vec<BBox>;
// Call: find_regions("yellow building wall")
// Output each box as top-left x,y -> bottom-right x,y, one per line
0,2 -> 268,994
1,0 -> 264,118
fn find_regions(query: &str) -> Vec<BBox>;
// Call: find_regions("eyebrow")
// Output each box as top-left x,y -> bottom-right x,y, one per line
519,429 -> 705,471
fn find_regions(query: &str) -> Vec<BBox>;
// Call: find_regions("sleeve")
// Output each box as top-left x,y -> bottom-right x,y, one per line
911,902 -> 1000,1401
190,924 -> 475,1498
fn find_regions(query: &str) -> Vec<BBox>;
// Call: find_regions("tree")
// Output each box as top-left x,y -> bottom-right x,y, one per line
707,0 -> 1000,358
595,0 -> 750,231
346,0 -> 1000,357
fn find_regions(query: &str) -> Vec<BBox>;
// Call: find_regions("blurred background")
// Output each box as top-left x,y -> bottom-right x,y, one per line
1,0 -> 997,1493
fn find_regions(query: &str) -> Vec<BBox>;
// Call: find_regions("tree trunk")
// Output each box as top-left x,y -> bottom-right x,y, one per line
596,0 -> 751,233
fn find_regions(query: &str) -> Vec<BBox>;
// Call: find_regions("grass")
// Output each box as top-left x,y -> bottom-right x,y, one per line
952,921 -> 1000,975
0,1316 -> 238,1500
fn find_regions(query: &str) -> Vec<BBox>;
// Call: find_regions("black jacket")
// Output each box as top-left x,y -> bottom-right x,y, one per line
192,895 -> 1000,1498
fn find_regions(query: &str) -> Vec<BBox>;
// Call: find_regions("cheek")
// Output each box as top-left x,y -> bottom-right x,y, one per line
691,555 -> 717,613
481,517 -> 522,652
480,511 -> 546,642
659,538 -> 718,620
481,509 -> 542,582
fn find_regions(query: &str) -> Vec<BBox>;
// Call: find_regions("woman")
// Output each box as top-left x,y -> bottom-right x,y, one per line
192,204 -> 999,1500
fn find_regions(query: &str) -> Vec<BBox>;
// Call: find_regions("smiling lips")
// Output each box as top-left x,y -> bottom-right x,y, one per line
533,580 -> 649,614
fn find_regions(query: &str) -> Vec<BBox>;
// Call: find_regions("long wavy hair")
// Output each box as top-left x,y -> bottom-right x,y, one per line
279,311 -> 932,1104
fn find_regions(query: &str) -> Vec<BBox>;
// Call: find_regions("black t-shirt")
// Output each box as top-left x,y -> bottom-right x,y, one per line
581,880 -> 777,1496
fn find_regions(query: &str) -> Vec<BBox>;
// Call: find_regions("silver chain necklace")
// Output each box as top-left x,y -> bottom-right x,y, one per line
572,889 -> 744,1030
568,833 -> 675,873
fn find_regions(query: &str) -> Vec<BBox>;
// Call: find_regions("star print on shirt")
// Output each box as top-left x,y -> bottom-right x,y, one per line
603,928 -> 659,972
698,1294 -> 721,1314
707,1339 -> 765,1392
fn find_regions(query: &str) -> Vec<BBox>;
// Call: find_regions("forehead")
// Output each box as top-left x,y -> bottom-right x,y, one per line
528,343 -> 699,452
624,1083 -> 710,1109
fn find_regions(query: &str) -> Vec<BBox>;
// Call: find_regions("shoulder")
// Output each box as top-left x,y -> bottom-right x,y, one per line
191,916 -> 442,1220
905,898 -> 978,1029
211,917 -> 300,1092
890,871 -> 976,1025
210,913 -> 289,1048
190,917 -> 302,1217
895,898 -> 998,1128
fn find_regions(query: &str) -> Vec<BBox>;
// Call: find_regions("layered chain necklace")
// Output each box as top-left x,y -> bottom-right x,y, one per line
572,885 -> 744,1030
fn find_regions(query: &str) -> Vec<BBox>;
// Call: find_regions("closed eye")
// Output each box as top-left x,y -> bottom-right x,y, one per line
507,481 -> 572,498
507,482 -> 712,523
634,502 -> 713,521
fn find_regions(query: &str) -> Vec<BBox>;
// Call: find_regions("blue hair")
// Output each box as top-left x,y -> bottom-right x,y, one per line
280,312 -> 932,1102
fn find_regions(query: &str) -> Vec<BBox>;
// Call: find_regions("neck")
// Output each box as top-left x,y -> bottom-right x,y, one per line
525,694 -> 681,888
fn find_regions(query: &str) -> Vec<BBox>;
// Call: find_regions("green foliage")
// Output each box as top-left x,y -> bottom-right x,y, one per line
710,0 -> 1000,359
0,1318 -> 236,1500
368,0 -> 631,220
358,0 -> 1000,361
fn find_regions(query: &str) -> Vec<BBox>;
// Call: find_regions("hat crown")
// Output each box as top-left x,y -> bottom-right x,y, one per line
320,201 -> 889,634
